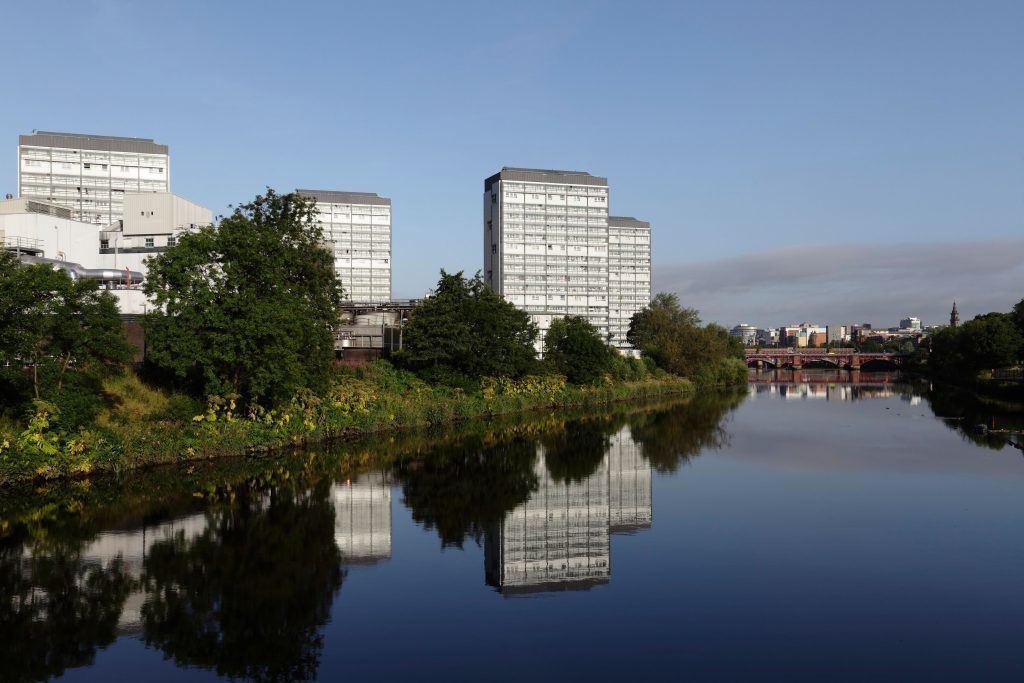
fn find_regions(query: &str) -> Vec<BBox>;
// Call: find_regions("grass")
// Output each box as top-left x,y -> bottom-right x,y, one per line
0,358 -> 747,486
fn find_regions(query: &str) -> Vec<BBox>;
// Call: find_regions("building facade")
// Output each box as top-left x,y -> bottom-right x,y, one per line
18,131 -> 169,226
484,168 -> 611,349
730,323 -> 759,346
297,189 -> 392,303
608,216 -> 652,350
899,317 -> 922,331
2,194 -> 210,315
99,193 -> 212,274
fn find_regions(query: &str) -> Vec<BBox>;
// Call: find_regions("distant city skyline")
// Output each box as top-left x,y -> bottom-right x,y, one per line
2,1 -> 1021,322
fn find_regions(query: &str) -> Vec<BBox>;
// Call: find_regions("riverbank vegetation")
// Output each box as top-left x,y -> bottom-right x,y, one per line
0,392 -> 746,680
0,189 -> 746,485
927,298 -> 1024,394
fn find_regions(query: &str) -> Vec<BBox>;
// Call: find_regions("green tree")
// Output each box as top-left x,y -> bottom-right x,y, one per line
143,190 -> 343,407
959,313 -> 1023,372
0,252 -> 132,422
1010,298 -> 1024,337
396,270 -> 537,386
543,315 -> 615,384
929,312 -> 1023,377
627,293 -> 742,378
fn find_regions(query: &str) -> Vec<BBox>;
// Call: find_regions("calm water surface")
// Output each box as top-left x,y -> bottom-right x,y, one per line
2,372 -> 1023,681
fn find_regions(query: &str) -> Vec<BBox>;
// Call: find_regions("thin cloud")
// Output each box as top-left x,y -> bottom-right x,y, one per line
654,239 -> 1024,327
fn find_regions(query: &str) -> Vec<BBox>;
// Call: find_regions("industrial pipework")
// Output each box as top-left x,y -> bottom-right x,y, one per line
17,254 -> 144,286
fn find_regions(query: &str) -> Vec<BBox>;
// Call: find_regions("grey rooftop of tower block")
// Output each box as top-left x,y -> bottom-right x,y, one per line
609,216 -> 651,229
484,167 -> 609,191
19,131 -> 168,155
296,189 -> 392,206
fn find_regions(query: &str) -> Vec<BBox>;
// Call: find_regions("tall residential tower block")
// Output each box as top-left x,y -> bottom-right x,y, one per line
18,131 -> 170,226
484,168 -> 611,348
608,216 -> 652,349
297,189 -> 392,303
484,167 -> 650,352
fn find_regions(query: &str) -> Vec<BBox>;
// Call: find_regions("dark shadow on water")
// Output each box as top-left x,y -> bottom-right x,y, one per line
0,534 -> 133,683
140,480 -> 343,682
919,381 -> 1024,451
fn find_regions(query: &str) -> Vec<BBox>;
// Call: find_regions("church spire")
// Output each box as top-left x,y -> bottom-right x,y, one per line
950,301 -> 959,328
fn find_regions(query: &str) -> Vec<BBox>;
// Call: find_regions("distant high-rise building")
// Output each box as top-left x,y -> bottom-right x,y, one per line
484,168 -> 611,350
297,189 -> 392,303
608,216 -> 652,350
899,316 -> 922,331
19,131 -> 169,226
950,302 -> 959,328
730,323 -> 759,346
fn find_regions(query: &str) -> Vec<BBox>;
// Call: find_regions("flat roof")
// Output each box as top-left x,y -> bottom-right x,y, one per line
485,166 -> 608,191
296,189 -> 391,206
609,215 -> 651,229
20,131 -> 168,155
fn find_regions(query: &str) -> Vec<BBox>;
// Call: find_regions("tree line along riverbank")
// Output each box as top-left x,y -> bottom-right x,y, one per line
1,190 -> 747,486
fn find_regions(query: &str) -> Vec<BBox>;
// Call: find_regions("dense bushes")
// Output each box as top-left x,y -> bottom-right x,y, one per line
0,361 -> 696,484
0,251 -> 133,436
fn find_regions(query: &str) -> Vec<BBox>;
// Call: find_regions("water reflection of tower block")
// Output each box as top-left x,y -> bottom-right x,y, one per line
485,453 -> 610,594
331,473 -> 392,564
609,428 -> 652,532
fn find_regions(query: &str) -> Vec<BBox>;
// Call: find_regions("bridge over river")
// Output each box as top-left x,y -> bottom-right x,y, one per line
745,348 -> 906,369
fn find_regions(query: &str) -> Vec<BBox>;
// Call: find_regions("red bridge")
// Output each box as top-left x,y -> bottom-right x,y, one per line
745,348 -> 905,369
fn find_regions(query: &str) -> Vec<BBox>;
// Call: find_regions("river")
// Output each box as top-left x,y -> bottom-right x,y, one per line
1,372 -> 1022,681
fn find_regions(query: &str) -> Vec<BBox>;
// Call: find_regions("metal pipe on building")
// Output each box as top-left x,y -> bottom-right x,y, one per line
17,254 -> 144,285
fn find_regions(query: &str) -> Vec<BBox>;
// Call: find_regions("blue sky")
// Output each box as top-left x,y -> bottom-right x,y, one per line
2,0 -> 1022,327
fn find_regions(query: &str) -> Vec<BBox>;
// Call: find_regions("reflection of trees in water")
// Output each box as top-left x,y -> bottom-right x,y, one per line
922,383 -> 1024,451
396,437 -> 540,549
627,390 -> 746,472
541,415 -> 625,483
397,395 -> 745,549
140,480 -> 343,682
0,536 -> 132,683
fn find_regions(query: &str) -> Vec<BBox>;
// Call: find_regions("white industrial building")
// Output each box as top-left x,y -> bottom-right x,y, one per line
297,189 -> 392,303
18,131 -> 170,226
484,167 -> 651,353
1,193 -> 211,315
99,192 -> 212,275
